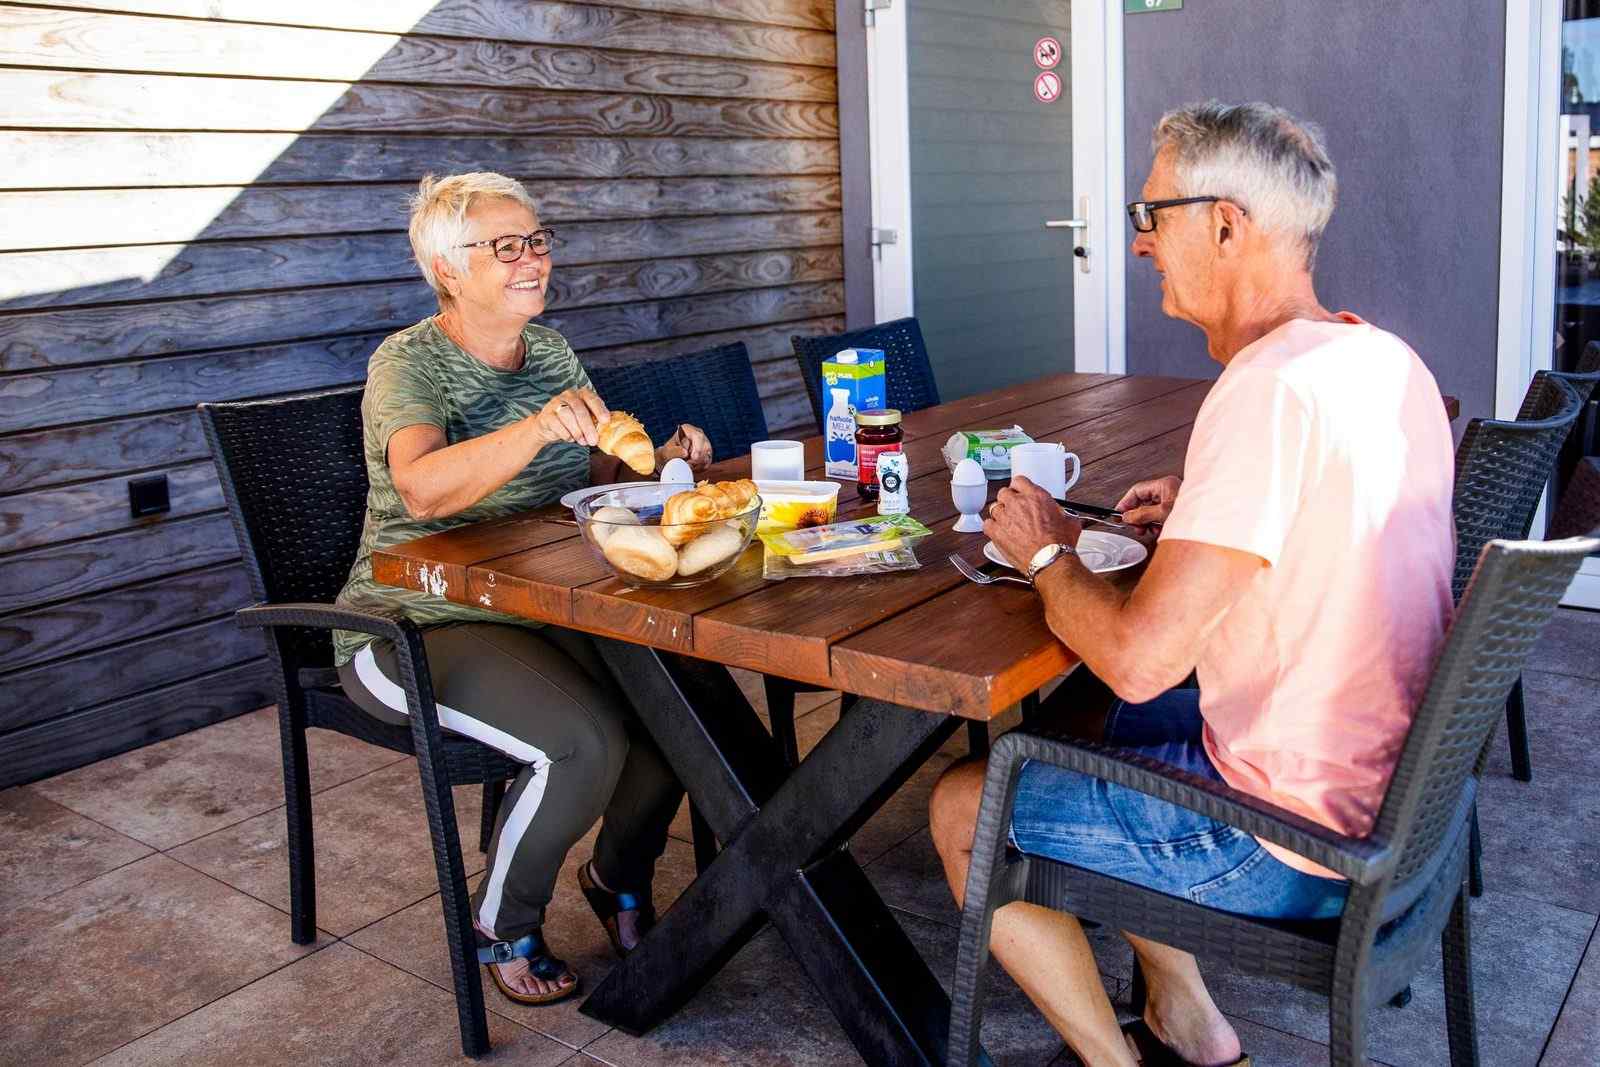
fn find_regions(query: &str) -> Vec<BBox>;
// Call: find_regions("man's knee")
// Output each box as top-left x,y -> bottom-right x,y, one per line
929,758 -> 988,857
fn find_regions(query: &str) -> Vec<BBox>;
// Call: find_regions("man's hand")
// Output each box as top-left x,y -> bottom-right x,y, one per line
984,475 -> 1083,572
657,422 -> 713,474
1116,475 -> 1182,532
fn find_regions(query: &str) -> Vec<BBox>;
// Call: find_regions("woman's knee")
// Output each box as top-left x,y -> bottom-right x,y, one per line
929,758 -> 988,858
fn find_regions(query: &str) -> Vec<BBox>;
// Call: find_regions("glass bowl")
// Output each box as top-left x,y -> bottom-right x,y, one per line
573,483 -> 762,589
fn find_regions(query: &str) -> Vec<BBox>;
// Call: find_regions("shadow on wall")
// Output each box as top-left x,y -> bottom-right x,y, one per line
0,1 -> 845,461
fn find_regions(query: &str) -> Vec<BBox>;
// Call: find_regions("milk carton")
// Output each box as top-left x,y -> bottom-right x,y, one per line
821,348 -> 886,479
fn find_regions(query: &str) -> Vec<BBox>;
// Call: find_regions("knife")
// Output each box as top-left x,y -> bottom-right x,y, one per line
1060,499 -> 1160,530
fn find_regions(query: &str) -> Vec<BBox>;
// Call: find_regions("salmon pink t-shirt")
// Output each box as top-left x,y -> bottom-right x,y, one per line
1159,314 -> 1455,877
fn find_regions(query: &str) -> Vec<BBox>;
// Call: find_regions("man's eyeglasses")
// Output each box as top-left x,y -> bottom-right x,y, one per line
460,229 -> 560,262
1125,197 -> 1246,233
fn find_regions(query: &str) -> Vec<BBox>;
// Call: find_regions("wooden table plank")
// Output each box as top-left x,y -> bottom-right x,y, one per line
370,509 -> 577,599
690,386 -> 1210,681
830,425 -> 1196,717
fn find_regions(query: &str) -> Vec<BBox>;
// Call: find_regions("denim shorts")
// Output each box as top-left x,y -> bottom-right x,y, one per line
1008,688 -> 1348,921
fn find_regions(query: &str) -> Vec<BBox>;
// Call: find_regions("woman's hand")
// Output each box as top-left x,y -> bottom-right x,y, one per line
530,388 -> 609,448
984,475 -> 1082,572
1115,475 -> 1182,533
656,423 -> 713,474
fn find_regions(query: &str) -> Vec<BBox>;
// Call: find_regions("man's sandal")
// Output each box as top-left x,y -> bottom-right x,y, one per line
577,860 -> 655,959
476,930 -> 578,1006
1123,1020 -> 1251,1067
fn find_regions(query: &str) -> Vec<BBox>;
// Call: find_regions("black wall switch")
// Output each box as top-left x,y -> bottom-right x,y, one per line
129,474 -> 171,517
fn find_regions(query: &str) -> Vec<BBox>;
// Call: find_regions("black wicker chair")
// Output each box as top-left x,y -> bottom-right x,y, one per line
791,317 -> 942,432
948,535 -> 1598,1067
584,340 -> 769,461
1453,372 -> 1583,789
200,386 -> 529,1058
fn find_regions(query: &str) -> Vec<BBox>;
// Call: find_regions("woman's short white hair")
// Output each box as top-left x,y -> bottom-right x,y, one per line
1153,101 -> 1336,267
408,172 -> 539,301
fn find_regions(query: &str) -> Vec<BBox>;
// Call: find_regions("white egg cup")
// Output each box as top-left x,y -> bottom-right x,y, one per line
952,480 -> 987,532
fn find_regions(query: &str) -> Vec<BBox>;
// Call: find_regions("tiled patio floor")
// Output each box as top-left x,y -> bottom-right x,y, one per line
3,610 -> 1598,1066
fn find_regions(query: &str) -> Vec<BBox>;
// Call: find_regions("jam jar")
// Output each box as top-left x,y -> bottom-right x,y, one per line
854,408 -> 903,499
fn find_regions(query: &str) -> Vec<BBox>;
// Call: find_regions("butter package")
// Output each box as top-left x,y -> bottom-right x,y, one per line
822,348 -> 886,480
754,480 -> 840,533
759,513 -> 931,564
942,426 -> 1034,479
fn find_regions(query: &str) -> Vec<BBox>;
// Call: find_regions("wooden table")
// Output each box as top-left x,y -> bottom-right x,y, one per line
374,373 -> 1461,1065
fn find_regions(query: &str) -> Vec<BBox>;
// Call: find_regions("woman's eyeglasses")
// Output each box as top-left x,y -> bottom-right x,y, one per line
1125,197 -> 1246,233
460,229 -> 560,262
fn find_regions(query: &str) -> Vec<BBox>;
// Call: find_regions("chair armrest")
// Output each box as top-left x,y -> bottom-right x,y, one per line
990,730 -> 1395,884
235,602 -> 413,645
236,602 -> 443,742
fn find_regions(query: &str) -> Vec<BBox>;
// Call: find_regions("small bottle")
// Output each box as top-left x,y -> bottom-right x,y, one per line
854,408 -> 903,500
877,451 -> 909,515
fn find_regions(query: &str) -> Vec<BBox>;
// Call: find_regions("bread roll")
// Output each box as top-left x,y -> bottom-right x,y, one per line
676,524 -> 745,576
587,505 -> 639,547
601,524 -> 677,582
596,411 -> 655,475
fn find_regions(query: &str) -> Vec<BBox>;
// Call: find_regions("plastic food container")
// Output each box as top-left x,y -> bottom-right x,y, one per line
753,480 -> 840,532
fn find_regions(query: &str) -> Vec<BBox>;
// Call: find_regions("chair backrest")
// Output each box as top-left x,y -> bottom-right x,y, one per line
1374,536 -> 1596,885
199,386 -> 369,668
791,317 -> 942,432
584,341 -> 769,461
1450,374 -> 1582,601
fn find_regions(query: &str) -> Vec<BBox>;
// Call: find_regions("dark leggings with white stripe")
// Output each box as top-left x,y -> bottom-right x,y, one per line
337,622 -> 683,941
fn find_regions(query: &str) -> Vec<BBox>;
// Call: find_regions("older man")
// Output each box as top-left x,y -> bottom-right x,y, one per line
929,102 -> 1455,1067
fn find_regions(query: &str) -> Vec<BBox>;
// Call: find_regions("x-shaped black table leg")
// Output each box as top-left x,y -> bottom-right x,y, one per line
588,641 -> 990,1066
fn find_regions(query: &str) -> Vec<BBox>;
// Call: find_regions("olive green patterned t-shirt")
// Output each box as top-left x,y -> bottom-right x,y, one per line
332,318 -> 592,665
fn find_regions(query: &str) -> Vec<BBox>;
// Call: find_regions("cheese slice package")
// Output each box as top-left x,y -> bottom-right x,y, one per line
759,513 -> 932,563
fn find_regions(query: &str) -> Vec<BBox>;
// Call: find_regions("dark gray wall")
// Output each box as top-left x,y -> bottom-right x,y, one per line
1123,0 -> 1506,424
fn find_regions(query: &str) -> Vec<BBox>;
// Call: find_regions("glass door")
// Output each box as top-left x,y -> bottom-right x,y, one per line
1552,4 -> 1600,534
866,0 -> 1122,399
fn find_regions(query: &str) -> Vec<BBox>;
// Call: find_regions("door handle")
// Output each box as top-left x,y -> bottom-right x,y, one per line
1047,197 -> 1093,273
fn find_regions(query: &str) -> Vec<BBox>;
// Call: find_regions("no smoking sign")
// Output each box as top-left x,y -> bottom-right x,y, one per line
1033,70 -> 1062,104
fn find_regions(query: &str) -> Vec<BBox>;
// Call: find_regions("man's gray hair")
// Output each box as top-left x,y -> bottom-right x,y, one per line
1153,101 -> 1336,266
408,172 -> 539,301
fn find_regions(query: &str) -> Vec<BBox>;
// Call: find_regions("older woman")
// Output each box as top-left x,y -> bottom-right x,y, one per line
333,172 -> 711,1006
931,103 -> 1454,1066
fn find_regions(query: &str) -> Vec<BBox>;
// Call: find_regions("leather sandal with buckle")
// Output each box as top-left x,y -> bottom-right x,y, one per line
578,860 -> 655,959
1123,1020 -> 1251,1067
476,929 -> 578,1006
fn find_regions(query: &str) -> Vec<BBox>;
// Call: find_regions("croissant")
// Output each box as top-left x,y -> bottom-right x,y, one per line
714,478 -> 758,511
661,489 -> 722,546
597,411 -> 655,476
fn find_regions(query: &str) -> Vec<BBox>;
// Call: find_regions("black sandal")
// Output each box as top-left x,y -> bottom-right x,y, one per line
578,860 -> 655,959
1123,1020 -> 1251,1067
476,929 -> 578,1006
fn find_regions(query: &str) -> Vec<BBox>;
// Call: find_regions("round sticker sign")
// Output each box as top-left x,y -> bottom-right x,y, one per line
1033,36 -> 1062,70
1033,70 -> 1062,104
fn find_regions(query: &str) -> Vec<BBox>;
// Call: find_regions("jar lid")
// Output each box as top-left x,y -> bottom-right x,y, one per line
854,408 -> 902,426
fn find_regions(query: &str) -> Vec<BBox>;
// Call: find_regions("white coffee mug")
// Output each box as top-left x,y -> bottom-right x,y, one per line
1009,442 -> 1081,499
751,440 -> 805,482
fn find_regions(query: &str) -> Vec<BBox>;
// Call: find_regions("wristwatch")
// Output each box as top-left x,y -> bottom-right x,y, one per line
1026,542 -> 1076,582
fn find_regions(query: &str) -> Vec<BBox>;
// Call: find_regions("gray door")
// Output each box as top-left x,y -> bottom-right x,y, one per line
907,0 -> 1076,400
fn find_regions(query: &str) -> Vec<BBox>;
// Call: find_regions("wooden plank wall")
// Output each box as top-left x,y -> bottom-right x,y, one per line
0,0 -> 843,786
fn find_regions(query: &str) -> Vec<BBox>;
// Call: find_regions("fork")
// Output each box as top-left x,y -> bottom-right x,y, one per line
948,553 -> 1033,588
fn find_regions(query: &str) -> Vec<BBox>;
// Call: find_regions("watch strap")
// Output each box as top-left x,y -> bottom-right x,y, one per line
1027,542 -> 1076,582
